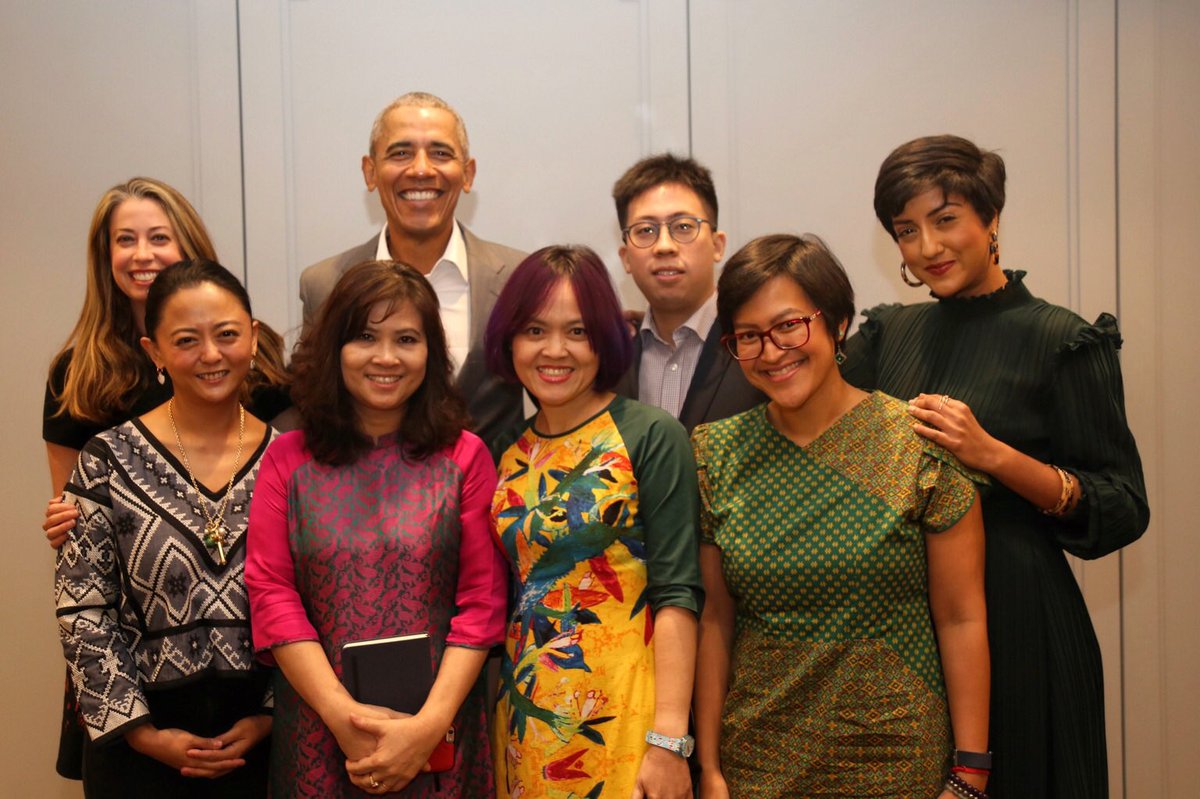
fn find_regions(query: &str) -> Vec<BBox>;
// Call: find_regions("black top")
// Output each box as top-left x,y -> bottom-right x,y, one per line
841,270 -> 1149,798
44,349 -> 292,450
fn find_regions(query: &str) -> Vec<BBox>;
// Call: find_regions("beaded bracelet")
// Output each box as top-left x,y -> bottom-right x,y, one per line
944,772 -> 989,799
1042,465 -> 1075,517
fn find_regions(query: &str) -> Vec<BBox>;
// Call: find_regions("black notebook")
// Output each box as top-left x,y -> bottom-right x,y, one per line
341,632 -> 433,713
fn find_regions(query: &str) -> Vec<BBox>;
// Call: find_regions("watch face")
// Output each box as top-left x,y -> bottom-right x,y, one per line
680,735 -> 695,757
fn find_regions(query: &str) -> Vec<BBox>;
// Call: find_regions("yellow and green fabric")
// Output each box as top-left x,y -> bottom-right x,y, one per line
491,396 -> 702,799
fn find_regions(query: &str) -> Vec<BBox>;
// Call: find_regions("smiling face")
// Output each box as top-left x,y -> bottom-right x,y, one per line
732,275 -> 842,413
141,282 -> 257,407
511,279 -> 602,427
619,182 -> 726,331
362,105 -> 476,249
892,188 -> 1005,298
340,300 -> 428,438
110,198 -> 184,312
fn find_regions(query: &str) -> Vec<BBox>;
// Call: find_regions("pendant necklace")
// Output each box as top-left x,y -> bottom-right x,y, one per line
168,398 -> 245,565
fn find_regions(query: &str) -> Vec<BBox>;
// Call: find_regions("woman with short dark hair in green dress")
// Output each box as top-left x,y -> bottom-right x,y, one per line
693,234 -> 991,799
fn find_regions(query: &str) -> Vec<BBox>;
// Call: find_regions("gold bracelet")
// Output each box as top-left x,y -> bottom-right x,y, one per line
1042,465 -> 1073,517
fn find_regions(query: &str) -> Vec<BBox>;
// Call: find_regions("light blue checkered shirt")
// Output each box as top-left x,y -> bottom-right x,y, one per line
637,293 -> 718,419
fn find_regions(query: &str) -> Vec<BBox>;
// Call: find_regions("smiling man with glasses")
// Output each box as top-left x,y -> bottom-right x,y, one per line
612,154 -> 764,432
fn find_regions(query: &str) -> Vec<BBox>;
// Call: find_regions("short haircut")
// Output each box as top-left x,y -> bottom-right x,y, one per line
612,153 -> 719,229
368,91 -> 470,160
485,245 -> 633,392
874,134 -> 1007,238
717,234 -> 855,347
292,260 -> 470,466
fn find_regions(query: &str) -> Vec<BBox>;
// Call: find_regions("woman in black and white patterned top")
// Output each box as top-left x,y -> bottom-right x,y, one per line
55,260 -> 276,798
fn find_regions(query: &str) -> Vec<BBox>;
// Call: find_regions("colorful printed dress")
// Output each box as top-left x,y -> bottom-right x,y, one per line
246,430 -> 508,798
692,392 -> 982,798
841,271 -> 1149,798
491,396 -> 703,799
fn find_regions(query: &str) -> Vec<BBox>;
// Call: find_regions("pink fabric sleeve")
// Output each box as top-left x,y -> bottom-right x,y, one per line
245,431 -> 320,664
445,431 -> 509,649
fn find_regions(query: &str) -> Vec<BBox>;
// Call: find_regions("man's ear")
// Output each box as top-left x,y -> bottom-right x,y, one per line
362,154 -> 378,192
711,228 -> 728,262
618,244 -> 633,275
461,157 -> 477,193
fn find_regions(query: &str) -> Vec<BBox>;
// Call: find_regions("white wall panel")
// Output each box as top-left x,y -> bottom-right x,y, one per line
0,2 -> 241,797
688,1 -> 1128,792
237,0 -> 691,339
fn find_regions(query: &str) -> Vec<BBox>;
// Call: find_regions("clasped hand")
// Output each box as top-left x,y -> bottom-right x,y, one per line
125,715 -> 271,779
335,705 -> 444,794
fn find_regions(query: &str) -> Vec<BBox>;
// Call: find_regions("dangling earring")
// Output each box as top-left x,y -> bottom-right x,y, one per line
156,367 -> 166,385
989,229 -> 999,265
249,357 -> 257,372
835,345 -> 847,366
900,261 -> 924,287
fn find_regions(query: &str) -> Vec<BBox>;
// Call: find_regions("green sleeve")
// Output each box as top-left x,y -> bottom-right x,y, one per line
620,400 -> 704,616
918,443 -> 986,534
1048,314 -> 1150,558
691,423 -> 718,546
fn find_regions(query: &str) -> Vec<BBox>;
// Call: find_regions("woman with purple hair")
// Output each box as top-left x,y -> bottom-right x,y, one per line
485,246 -> 703,799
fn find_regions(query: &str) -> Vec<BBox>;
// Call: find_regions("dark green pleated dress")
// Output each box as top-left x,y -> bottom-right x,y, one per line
841,270 -> 1149,799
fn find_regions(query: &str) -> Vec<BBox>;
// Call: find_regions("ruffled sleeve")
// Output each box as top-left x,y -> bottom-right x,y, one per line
915,442 -> 987,534
445,432 -> 508,649
840,303 -> 902,391
1048,313 -> 1149,558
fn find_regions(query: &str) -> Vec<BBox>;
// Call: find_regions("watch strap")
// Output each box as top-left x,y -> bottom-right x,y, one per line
953,749 -> 993,770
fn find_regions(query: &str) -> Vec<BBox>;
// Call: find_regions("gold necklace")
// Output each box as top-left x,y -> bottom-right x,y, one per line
168,398 -> 245,566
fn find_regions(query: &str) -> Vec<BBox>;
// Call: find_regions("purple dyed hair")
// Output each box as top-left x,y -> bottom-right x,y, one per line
485,245 -> 633,392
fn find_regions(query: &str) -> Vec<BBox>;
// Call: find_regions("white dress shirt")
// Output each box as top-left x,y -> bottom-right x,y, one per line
375,223 -> 470,376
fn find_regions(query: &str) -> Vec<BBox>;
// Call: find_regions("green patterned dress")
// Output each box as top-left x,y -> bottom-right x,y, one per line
692,392 -> 982,798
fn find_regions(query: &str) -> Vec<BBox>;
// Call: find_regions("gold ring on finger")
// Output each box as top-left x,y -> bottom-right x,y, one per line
937,394 -> 951,412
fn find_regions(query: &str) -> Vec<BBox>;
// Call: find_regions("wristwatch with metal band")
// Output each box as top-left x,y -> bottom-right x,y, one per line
645,730 -> 695,757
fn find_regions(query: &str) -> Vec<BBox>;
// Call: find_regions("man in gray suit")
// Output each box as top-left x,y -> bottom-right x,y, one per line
300,92 -> 526,447
613,154 -> 764,433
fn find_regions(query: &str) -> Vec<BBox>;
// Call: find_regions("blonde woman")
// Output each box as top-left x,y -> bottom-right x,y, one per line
42,178 -> 289,778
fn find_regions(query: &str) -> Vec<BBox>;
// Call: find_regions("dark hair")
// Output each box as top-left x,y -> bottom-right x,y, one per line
291,260 -> 469,466
874,134 -> 1006,238
485,245 -> 633,392
717,234 -> 855,348
612,153 -> 719,229
143,259 -> 290,400
145,259 -> 252,339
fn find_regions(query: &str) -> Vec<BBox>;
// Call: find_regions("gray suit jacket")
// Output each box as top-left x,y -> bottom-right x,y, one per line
615,323 -> 765,434
298,223 -> 527,449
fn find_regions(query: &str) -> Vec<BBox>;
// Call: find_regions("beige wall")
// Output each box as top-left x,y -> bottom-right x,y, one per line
1,2 -> 1194,797
1118,0 -> 1200,796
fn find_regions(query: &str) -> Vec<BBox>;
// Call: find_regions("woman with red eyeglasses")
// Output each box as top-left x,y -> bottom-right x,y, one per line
692,234 -> 990,799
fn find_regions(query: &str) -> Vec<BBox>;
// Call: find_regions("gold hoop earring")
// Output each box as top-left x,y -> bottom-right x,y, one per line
900,262 -> 924,287
989,229 -> 999,265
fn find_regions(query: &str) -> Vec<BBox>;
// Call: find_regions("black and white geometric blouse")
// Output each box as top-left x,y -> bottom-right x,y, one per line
54,419 -> 276,745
